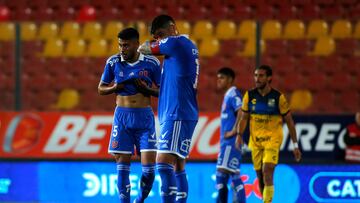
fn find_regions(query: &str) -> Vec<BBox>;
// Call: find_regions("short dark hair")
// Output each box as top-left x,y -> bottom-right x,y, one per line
256,65 -> 272,76
117,28 -> 139,40
150,15 -> 175,35
218,67 -> 235,80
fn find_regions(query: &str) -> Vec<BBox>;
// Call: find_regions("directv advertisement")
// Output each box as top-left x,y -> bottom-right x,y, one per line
1,162 -> 360,203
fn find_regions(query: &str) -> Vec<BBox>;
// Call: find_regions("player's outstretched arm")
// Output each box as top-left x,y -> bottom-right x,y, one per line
98,81 -> 124,95
284,112 -> 302,162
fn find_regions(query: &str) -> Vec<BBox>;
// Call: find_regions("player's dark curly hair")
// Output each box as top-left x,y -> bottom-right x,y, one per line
117,27 -> 139,40
218,67 -> 236,80
150,15 -> 175,35
256,65 -> 273,77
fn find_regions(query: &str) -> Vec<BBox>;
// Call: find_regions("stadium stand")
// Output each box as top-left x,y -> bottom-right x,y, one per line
0,0 -> 359,113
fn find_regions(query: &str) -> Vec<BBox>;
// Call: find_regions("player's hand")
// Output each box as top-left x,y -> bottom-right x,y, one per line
293,148 -> 302,162
113,83 -> 124,92
224,129 -> 236,139
235,135 -> 244,150
134,79 -> 151,96
138,41 -> 152,55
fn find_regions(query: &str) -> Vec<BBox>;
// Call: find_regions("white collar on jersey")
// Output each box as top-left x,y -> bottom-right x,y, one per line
120,53 -> 145,66
225,86 -> 236,96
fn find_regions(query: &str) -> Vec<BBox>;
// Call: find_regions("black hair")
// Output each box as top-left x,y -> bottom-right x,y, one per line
117,27 -> 139,40
256,65 -> 273,77
217,67 -> 236,80
150,15 -> 175,35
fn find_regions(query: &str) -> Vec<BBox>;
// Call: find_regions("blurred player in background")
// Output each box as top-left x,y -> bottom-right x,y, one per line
217,67 -> 246,203
98,28 -> 161,203
138,15 -> 199,203
235,65 -> 301,203
344,112 -> 360,162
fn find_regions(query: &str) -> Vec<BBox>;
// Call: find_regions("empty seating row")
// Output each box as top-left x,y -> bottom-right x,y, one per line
1,19 -> 360,42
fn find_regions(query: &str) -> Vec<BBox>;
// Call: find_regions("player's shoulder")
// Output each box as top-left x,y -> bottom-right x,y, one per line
143,55 -> 160,66
270,88 -> 283,97
226,86 -> 240,98
105,54 -> 121,67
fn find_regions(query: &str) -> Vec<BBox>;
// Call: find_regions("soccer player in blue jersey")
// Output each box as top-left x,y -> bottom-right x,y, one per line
138,15 -> 199,203
97,28 -> 161,203
216,67 -> 246,203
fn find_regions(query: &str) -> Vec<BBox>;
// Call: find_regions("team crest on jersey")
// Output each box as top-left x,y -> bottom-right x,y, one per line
111,140 -> 118,148
180,139 -> 192,153
268,98 -> 275,107
251,98 -> 256,104
119,71 -> 124,77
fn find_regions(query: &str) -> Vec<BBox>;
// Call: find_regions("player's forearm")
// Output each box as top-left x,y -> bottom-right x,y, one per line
232,110 -> 242,132
285,114 -> 299,147
237,112 -> 249,136
98,83 -> 123,95
138,41 -> 161,55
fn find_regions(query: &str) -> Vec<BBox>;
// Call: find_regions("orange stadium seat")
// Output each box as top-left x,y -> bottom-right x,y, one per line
82,22 -> 103,40
38,22 -> 59,40
64,38 -> 86,57
103,21 -> 124,40
215,20 -> 237,40
307,20 -> 329,39
51,88 -> 80,110
238,37 -> 265,57
283,20 -> 306,39
87,39 -> 108,57
20,22 -> 37,41
289,89 -> 313,112
330,20 -> 352,39
42,38 -> 64,57
108,39 -> 119,56
192,20 -> 214,40
60,22 -> 81,40
353,21 -> 360,39
0,22 -> 14,41
175,20 -> 191,35
261,20 -> 282,40
237,20 -> 256,39
309,36 -> 335,56
198,37 -> 220,57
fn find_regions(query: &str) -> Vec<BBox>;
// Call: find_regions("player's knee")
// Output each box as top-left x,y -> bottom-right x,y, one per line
156,153 -> 176,165
114,153 -> 131,164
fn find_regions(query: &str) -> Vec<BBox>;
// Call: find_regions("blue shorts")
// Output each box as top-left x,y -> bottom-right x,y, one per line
158,120 -> 197,159
216,137 -> 242,173
108,107 -> 157,155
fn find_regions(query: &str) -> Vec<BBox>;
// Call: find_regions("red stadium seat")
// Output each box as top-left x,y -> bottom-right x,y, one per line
298,56 -> 320,75
336,39 -> 357,57
327,74 -> 352,91
282,74 -> 305,92
340,90 -> 360,113
343,56 -> 360,75
304,72 -> 327,91
228,5 -> 253,21
312,91 -> 338,113
313,0 -> 335,5
287,39 -> 312,57
298,4 -> 321,20
255,4 -> 275,20
277,4 -> 298,20
263,40 -> 288,57
322,6 -> 344,20
0,6 -> 10,21
274,56 -> 297,75
219,39 -> 244,58
319,56 -> 342,75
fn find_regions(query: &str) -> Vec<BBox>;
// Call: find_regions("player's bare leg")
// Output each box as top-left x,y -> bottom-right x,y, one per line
256,170 -> 265,194
262,163 -> 275,203
134,151 -> 156,203
114,154 -> 132,203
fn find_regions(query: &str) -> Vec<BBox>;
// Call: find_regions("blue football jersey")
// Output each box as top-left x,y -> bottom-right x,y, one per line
100,54 -> 161,96
220,86 -> 243,140
156,35 -> 199,123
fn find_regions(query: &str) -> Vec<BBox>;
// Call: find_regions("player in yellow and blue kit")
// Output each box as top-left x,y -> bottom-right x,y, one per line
216,67 -> 246,203
234,65 -> 301,203
98,28 -> 161,203
138,15 -> 199,203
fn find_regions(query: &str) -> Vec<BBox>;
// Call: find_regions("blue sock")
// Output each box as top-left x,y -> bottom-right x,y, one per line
116,163 -> 131,203
231,173 -> 246,203
216,171 -> 229,203
135,164 -> 155,203
175,170 -> 188,203
156,163 -> 177,203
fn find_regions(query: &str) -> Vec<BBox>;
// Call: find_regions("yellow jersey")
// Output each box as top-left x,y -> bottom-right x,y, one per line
242,88 -> 290,149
